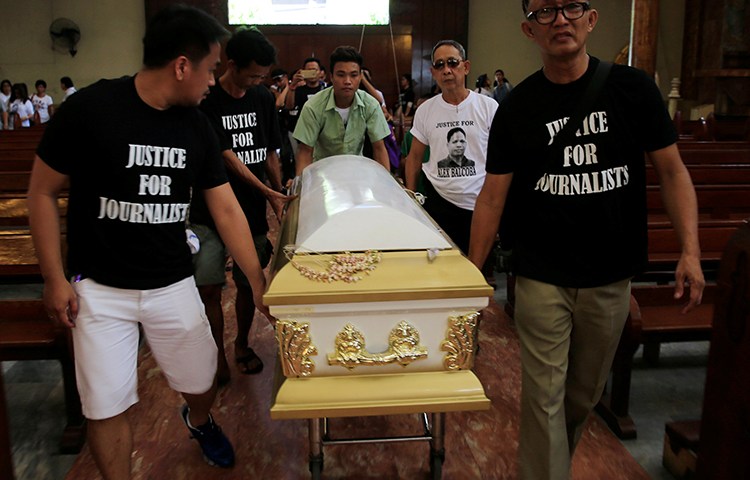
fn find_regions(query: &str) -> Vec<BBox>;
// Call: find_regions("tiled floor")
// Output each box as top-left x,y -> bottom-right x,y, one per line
2,274 -> 708,479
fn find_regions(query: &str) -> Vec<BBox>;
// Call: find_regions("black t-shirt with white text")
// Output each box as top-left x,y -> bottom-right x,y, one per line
192,83 -> 282,235
36,76 -> 227,290
486,57 -> 677,288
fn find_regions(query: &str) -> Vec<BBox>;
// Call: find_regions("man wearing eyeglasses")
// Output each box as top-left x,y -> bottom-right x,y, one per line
190,27 -> 291,384
405,40 -> 499,254
468,2 -> 704,479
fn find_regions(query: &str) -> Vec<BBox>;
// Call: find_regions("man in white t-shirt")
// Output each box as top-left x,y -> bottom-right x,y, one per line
405,39 -> 498,253
31,79 -> 54,124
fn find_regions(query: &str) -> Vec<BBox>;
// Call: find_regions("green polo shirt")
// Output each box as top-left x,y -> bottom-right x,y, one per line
293,88 -> 390,161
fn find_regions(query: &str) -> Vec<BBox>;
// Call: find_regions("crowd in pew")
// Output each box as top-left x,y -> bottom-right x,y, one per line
0,77 -> 78,131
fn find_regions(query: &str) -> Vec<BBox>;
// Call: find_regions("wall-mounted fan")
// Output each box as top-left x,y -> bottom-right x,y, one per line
49,18 -> 81,57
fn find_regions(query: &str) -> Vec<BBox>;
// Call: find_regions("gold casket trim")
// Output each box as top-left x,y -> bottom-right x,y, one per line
328,321 -> 428,370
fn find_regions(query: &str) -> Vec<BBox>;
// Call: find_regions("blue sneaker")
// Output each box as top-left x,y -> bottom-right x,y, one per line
180,405 -> 235,467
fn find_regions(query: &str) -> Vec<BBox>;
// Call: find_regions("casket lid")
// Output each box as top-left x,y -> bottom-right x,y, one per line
264,249 -> 492,305
293,155 -> 452,252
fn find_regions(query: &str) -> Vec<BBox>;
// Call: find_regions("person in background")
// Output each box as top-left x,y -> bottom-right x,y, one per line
9,83 -> 34,128
285,56 -> 326,157
31,79 -> 54,124
468,2 -> 704,478
493,69 -> 513,104
404,40 -> 498,254
27,5 -> 273,476
60,76 -> 77,102
269,68 -> 296,185
0,79 -> 12,129
475,73 -> 493,97
394,73 -> 415,119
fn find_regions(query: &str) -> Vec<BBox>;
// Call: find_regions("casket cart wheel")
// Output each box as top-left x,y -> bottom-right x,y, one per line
309,453 -> 324,480
429,448 -> 444,479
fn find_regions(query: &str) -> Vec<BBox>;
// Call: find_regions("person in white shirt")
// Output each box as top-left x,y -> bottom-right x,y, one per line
0,79 -> 11,129
31,79 -> 54,124
60,76 -> 77,102
9,83 -> 34,128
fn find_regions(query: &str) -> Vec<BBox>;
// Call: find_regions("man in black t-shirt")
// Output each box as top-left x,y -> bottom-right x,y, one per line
468,2 -> 705,479
285,57 -> 326,156
27,6 -> 271,475
190,27 -> 291,383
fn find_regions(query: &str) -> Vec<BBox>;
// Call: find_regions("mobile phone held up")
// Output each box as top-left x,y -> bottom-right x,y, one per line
300,69 -> 318,79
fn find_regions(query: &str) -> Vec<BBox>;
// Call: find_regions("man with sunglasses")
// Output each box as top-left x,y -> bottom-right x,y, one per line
468,2 -> 704,479
405,40 -> 498,254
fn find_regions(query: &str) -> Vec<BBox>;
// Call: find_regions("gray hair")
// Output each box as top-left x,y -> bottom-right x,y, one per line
431,40 -> 466,62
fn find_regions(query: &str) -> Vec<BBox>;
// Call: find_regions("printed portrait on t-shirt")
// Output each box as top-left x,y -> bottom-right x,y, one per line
437,127 -> 476,176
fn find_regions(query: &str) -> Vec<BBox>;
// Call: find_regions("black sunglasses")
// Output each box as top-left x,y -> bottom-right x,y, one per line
432,58 -> 462,70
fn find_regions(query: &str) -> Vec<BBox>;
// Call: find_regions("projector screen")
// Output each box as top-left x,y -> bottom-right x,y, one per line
229,0 -> 390,26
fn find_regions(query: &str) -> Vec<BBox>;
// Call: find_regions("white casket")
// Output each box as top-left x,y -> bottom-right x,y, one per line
264,156 -> 492,419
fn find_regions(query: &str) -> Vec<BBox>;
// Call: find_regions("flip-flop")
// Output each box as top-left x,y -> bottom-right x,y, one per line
235,348 -> 263,375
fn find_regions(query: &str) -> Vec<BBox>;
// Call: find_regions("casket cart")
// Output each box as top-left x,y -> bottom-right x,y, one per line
264,156 -> 493,479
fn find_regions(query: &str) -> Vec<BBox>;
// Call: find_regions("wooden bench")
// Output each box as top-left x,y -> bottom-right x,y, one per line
0,196 -> 68,227
647,184 -> 750,220
0,298 -> 85,478
595,284 -> 716,439
646,163 -> 750,185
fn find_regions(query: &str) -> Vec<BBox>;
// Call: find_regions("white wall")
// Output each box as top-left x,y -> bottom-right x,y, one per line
0,0 -> 144,102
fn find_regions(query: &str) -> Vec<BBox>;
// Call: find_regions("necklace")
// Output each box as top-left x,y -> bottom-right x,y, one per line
284,246 -> 382,283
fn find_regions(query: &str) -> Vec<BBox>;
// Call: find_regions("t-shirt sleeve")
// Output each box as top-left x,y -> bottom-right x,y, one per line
410,107 -> 429,146
485,103 -> 516,175
631,68 -> 678,152
292,100 -> 321,147
195,113 -> 228,190
265,90 -> 282,151
36,97 -> 83,174
365,97 -> 390,143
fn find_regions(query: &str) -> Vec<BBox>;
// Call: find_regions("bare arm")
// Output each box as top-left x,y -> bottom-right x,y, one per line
360,76 -> 385,105
275,80 -> 291,110
371,139 -> 390,171
404,137 -> 427,191
27,156 -> 78,328
223,148 -> 292,221
295,142 -> 314,176
468,173 -> 513,269
204,184 -> 271,319
285,71 -> 304,111
264,149 -> 293,221
649,144 -> 704,312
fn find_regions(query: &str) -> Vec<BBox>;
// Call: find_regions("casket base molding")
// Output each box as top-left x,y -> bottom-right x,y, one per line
270,368 -> 490,420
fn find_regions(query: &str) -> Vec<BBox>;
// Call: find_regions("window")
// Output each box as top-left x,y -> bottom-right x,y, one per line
229,0 -> 390,25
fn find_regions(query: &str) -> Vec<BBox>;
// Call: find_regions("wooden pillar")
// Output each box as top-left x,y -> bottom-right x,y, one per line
629,0 -> 659,77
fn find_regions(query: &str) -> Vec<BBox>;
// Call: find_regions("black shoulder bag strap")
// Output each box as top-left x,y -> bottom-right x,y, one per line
552,60 -> 613,147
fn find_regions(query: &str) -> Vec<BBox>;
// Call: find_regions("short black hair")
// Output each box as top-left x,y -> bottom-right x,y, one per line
447,127 -> 466,142
142,4 -> 229,68
35,79 -> 47,89
60,76 -> 74,89
302,57 -> 322,69
329,46 -> 362,73
225,27 -> 276,69
1,79 -> 11,90
271,68 -> 287,79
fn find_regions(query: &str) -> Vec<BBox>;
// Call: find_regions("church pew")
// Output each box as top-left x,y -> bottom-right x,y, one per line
0,298 -> 85,466
0,229 -> 66,283
646,164 -> 750,185
678,148 -> 750,164
0,195 -> 68,226
596,284 -> 716,440
647,184 -> 750,220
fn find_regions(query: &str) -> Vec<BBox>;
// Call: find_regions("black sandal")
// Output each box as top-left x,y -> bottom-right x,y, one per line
235,348 -> 263,375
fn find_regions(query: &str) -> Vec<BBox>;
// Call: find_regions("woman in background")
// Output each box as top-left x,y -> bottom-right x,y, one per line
9,83 -> 34,128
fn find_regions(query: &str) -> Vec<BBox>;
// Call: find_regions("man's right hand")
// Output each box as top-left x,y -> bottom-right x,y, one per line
44,276 -> 78,328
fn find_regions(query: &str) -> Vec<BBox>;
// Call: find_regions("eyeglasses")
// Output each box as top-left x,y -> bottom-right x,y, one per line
526,2 -> 590,25
432,58 -> 463,70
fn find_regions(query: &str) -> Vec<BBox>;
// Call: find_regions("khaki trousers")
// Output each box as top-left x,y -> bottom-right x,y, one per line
515,276 -> 630,480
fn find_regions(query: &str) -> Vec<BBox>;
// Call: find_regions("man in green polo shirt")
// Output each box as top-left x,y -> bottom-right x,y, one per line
293,45 -> 391,174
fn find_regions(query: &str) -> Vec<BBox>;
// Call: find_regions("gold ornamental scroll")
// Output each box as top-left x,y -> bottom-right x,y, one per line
441,312 -> 479,370
328,321 -> 428,370
276,320 -> 318,377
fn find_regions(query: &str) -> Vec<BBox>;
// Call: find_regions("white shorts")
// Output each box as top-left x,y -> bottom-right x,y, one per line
71,276 -> 218,420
